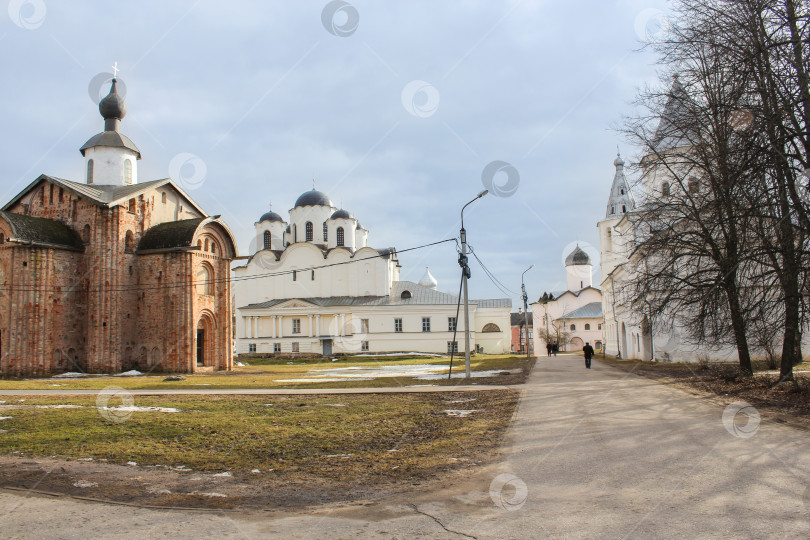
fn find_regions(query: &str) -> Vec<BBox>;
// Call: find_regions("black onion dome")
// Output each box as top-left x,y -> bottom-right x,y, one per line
330,209 -> 353,220
294,189 -> 333,208
259,210 -> 284,223
99,79 -> 126,120
565,245 -> 592,266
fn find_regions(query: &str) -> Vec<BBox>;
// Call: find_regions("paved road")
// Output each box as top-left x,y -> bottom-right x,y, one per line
1,356 -> 809,539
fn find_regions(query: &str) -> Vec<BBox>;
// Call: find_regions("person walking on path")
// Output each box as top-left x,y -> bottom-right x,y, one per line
552,343 -> 558,356
546,343 -> 553,357
583,342 -> 594,369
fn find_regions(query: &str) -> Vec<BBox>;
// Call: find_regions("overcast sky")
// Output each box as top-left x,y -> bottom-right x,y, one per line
0,0 -> 669,307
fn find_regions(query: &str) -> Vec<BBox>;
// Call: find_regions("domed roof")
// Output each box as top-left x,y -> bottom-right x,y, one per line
565,245 -> 592,266
294,189 -> 333,208
614,153 -> 625,168
99,79 -> 126,120
418,267 -> 438,290
330,209 -> 353,220
259,210 -> 283,223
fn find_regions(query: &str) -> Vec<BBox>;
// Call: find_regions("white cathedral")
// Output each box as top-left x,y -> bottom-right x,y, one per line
232,189 -> 512,356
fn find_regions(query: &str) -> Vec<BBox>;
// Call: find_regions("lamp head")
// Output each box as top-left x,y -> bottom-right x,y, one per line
477,189 -> 488,198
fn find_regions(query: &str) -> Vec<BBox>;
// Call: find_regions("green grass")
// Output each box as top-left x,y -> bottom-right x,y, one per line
0,392 -> 518,478
0,355 -> 530,390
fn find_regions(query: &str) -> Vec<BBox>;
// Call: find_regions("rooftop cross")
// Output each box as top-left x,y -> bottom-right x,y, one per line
112,61 -> 120,79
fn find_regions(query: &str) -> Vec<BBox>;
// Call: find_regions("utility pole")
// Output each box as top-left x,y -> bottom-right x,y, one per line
521,264 -> 534,359
459,190 -> 488,378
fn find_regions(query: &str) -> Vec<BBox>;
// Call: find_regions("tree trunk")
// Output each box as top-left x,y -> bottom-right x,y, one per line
724,280 -> 753,376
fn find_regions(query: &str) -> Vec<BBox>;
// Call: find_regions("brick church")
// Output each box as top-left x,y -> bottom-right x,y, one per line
0,79 -> 237,376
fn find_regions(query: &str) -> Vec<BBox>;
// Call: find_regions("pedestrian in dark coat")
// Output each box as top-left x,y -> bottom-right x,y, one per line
583,342 -> 594,369
552,343 -> 558,356
546,343 -> 552,357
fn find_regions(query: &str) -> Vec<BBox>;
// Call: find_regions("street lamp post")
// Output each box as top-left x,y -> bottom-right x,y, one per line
459,189 -> 488,379
521,264 -> 534,359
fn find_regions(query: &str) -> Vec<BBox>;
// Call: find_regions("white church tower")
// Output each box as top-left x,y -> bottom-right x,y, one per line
79,78 -> 141,186
597,152 -> 635,279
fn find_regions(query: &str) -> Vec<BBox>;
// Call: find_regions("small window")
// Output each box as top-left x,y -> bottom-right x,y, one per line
662,182 -> 670,196
598,323 -> 602,330
273,343 -> 281,353
447,341 -> 459,354
482,323 -> 500,333
204,239 -> 209,252
124,230 -> 135,253
248,343 -> 257,353
59,187 -> 64,203
570,324 -> 576,331
394,318 -> 403,332
292,319 -> 301,334
422,317 -> 431,332
361,341 -> 369,352
293,224 -> 297,243
49,184 -> 54,203
161,192 -> 167,204
688,178 -> 699,194
305,221 -> 313,241
448,317 -> 457,332
128,199 -> 136,213
198,264 -> 214,295
360,319 -> 369,333
336,227 -> 345,246
610,206 -> 614,214
401,290 -> 412,299
620,188 -> 624,195
622,205 -> 626,213
311,270 -> 315,280
292,342 -> 299,353
87,160 -> 94,183
585,324 -> 591,330
264,231 -> 271,249
292,270 -> 297,281
124,159 -> 133,184
323,222 -> 328,242
82,224 -> 91,244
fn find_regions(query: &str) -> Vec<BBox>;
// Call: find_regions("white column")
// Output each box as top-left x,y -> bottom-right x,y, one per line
315,315 -> 320,337
340,314 -> 346,335
271,315 -> 276,338
243,317 -> 249,338
334,314 -> 340,336
308,314 -> 314,337
278,316 -> 284,338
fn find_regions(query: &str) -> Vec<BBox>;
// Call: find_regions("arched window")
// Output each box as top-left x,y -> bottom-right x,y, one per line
323,222 -> 328,242
161,192 -> 167,204
305,221 -> 313,241
124,230 -> 135,253
401,290 -> 412,299
622,205 -> 626,213
336,227 -> 345,246
198,264 -> 213,296
263,230 -> 271,249
293,224 -> 297,243
620,188 -> 624,195
87,160 -> 94,183
662,182 -> 670,196
585,323 -> 591,330
124,159 -> 133,184
128,199 -> 136,213
688,178 -> 699,194
204,239 -> 209,252
570,324 -> 576,331
482,323 -> 501,333
82,224 -> 91,243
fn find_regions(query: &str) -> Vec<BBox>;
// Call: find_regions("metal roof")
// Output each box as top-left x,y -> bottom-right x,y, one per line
294,189 -> 333,208
0,211 -> 84,251
241,280 -> 511,310
511,312 -> 533,326
559,302 -> 603,319
79,131 -> 141,158
137,217 -> 207,252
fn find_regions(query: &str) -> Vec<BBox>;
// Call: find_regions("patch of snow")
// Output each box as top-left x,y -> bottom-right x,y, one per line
148,487 -> 172,495
250,469 -> 261,474
100,406 -> 180,413
73,480 -> 98,488
77,457 -> 94,462
418,368 -> 521,380
442,409 -> 480,418
49,384 -> 65,387
325,453 -> 355,458
193,491 -> 228,498
115,370 -> 143,377
323,403 -> 347,407
35,404 -> 83,409
235,361 -> 246,366
447,398 -> 476,404
126,461 -> 138,466
0,416 -> 12,420
352,352 -> 446,357
212,471 -> 232,477
279,378 -> 373,383
52,372 -> 89,378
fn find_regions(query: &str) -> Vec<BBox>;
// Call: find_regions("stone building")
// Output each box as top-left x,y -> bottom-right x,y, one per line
233,189 -> 512,356
0,79 -> 237,376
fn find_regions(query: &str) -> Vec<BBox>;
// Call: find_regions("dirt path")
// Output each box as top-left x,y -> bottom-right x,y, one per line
2,356 -> 809,539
